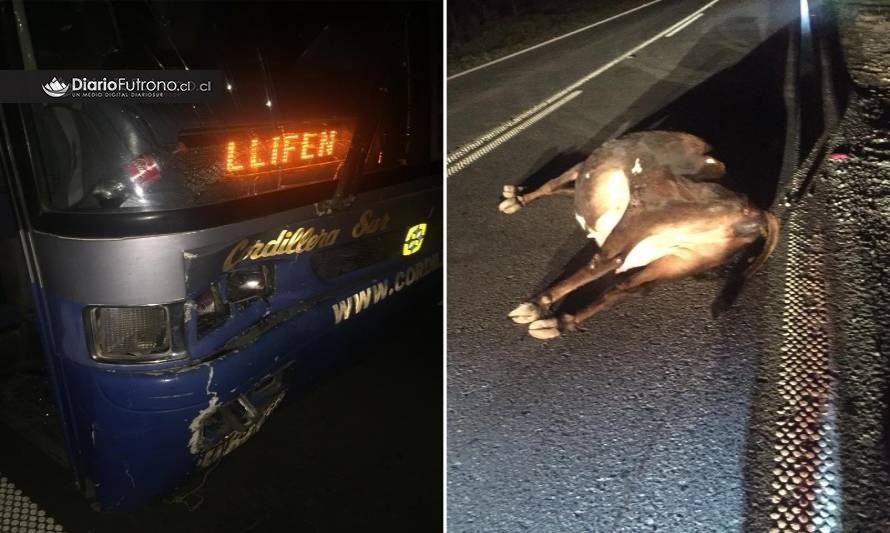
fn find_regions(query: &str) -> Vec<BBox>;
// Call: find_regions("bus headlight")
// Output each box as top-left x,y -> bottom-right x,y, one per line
226,265 -> 273,306
85,304 -> 186,363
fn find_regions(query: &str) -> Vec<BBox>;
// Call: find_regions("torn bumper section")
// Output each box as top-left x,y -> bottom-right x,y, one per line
54,247 -> 440,511
66,324 -> 301,511
188,373 -> 286,467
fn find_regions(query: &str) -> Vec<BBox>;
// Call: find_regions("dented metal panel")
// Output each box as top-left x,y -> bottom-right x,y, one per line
27,183 -> 441,510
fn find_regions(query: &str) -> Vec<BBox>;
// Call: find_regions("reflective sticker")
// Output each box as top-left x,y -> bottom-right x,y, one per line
402,223 -> 428,256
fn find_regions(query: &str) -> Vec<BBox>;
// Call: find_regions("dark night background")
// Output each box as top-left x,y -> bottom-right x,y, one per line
448,0 -> 647,73
0,288 -> 442,532
0,0 -> 443,531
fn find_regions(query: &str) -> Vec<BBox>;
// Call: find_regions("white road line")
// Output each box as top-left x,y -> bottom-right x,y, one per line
447,0 -> 665,81
660,10 -> 700,36
664,12 -> 704,37
446,0 -> 721,175
447,91 -> 582,177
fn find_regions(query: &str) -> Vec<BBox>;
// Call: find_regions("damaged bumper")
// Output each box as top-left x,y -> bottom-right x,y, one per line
188,370 -> 286,468
30,182 -> 441,511
51,260 -> 437,511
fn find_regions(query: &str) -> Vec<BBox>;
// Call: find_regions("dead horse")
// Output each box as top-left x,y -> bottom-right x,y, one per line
499,131 -> 780,339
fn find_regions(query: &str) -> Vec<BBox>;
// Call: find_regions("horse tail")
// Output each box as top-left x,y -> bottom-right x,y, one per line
744,210 -> 781,279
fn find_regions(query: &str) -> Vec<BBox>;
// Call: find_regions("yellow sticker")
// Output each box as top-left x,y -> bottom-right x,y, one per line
402,223 -> 427,256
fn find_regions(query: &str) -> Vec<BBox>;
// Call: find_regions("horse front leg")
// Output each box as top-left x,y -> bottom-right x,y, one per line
499,162 -> 581,214
508,254 -> 623,324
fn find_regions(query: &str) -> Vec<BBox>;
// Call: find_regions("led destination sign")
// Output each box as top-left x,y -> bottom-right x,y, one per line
224,128 -> 350,176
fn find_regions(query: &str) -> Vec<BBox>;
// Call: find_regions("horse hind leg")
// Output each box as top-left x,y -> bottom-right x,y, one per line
527,254 -> 703,339
527,283 -> 635,339
508,254 -> 623,324
499,162 -> 581,214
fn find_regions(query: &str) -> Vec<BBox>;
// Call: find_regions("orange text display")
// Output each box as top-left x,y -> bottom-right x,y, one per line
224,129 -> 347,175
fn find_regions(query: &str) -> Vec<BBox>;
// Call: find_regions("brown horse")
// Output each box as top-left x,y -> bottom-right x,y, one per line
499,131 -> 780,339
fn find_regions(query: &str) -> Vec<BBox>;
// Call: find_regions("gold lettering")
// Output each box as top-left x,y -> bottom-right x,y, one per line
222,225 -> 341,271
286,228 -> 305,254
295,228 -> 316,253
248,241 -> 265,259
262,230 -> 288,256
322,228 -> 340,246
223,240 -> 249,272
406,266 -> 418,286
352,210 -> 390,239
275,231 -> 292,254
352,210 -> 370,238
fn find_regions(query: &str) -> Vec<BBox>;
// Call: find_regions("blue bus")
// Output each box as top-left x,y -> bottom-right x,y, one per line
0,1 -> 441,511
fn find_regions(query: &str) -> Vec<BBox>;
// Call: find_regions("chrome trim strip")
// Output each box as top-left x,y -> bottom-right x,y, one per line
31,178 -> 438,305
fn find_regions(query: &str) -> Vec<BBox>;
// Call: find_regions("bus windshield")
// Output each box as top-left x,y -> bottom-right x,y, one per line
20,1 -> 411,212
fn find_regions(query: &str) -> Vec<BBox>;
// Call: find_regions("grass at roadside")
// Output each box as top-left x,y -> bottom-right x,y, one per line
448,0 -> 646,76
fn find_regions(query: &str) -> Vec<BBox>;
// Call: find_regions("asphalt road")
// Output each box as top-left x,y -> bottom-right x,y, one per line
447,1 -> 806,530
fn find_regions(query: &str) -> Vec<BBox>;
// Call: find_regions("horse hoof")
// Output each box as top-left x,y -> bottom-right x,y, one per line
528,318 -> 561,339
498,197 -> 522,214
508,302 -> 541,324
502,184 -> 522,198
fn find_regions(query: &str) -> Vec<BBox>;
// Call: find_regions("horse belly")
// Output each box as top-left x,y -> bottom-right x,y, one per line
616,226 -> 731,273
